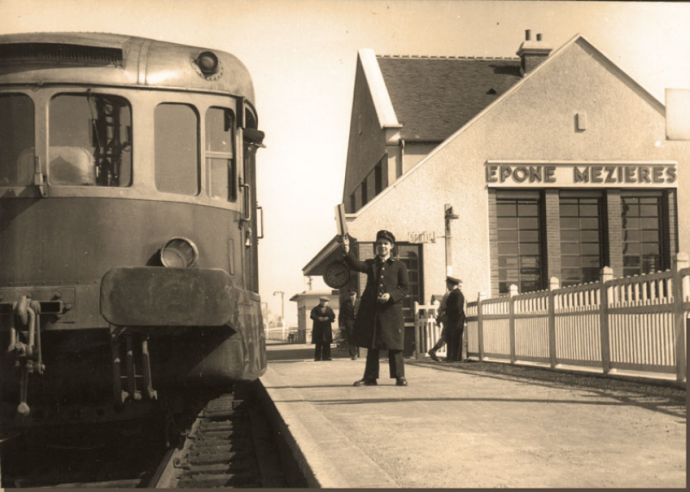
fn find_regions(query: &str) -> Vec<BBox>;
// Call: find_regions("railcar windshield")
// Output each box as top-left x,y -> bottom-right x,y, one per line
155,103 -> 199,196
49,93 -> 132,187
0,94 -> 34,186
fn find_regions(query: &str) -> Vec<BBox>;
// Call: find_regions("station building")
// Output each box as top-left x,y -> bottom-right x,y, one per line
303,31 -> 690,354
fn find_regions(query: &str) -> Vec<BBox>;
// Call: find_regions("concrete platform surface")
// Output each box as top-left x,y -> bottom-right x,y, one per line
260,342 -> 686,489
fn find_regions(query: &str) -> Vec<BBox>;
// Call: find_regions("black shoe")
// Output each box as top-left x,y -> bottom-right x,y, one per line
428,350 -> 439,362
353,378 -> 377,386
396,377 -> 408,386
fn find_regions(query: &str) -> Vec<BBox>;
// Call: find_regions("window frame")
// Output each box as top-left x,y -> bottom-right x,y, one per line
205,106 -> 237,203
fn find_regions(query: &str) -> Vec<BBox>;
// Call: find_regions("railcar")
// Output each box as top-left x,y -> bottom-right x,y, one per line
0,32 -> 266,433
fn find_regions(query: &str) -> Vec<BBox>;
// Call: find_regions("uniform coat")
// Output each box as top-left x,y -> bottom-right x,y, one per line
338,298 -> 358,331
343,250 -> 409,350
310,305 -> 335,344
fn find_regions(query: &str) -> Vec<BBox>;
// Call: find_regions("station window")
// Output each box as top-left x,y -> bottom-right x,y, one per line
496,196 -> 544,294
397,244 -> 423,325
49,93 -> 132,187
205,107 -> 236,201
0,94 -> 34,186
155,103 -> 199,195
621,195 -> 665,276
560,197 -> 603,287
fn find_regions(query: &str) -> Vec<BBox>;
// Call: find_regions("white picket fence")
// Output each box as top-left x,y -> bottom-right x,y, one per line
413,304 -> 447,359
415,253 -> 690,383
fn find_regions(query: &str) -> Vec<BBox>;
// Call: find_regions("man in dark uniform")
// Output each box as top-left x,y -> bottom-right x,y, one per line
338,289 -> 360,360
310,296 -> 335,361
341,230 -> 409,386
445,277 -> 466,362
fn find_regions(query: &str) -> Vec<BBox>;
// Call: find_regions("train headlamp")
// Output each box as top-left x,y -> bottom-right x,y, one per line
196,51 -> 219,76
160,237 -> 199,268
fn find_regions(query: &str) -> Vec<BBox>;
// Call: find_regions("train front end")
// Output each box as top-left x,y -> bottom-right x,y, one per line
0,33 -> 266,432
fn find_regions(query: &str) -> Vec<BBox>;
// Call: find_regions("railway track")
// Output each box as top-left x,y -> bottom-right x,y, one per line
1,384 -> 291,488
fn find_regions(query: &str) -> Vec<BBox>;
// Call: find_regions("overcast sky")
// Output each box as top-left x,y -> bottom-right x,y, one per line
2,0 -> 689,325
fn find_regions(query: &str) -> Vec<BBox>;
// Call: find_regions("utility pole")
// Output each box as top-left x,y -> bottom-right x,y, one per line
273,290 -> 285,339
445,203 -> 459,276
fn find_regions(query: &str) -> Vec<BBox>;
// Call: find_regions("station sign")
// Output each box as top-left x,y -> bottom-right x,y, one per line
408,231 -> 436,243
485,161 -> 677,188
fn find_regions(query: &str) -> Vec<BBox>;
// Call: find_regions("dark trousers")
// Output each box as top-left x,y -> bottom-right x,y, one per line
314,342 -> 331,361
363,348 -> 404,379
447,326 -> 464,361
346,329 -> 360,358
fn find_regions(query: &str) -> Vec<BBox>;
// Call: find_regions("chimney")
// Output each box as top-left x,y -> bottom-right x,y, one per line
516,29 -> 552,76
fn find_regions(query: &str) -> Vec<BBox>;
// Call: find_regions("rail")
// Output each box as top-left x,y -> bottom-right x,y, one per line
415,252 -> 689,383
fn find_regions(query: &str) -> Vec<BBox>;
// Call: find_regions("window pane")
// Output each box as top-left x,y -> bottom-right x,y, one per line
520,243 -> 540,255
498,243 -> 518,255
561,243 -> 580,255
561,230 -> 579,241
560,204 -> 579,217
517,203 -> 538,216
622,203 -> 640,217
639,204 -> 659,217
562,256 -> 581,268
155,104 -> 198,195
581,256 -> 601,268
497,217 -> 517,229
642,243 -> 660,255
581,243 -> 600,255
623,230 -> 640,242
641,230 -> 660,243
49,93 -> 132,187
0,94 -> 34,186
496,203 -> 516,216
498,230 -> 518,242
498,257 -> 519,268
579,204 -> 599,217
640,218 -> 660,230
624,256 -> 641,267
623,243 -> 640,255
205,107 -> 234,154
518,217 -> 539,229
560,217 -> 579,229
519,230 -> 539,242
208,158 -> 236,201
622,217 -> 639,230
580,218 -> 599,230
520,256 -> 541,268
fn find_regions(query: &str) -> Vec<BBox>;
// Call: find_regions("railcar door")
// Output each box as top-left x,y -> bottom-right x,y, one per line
241,121 -> 263,293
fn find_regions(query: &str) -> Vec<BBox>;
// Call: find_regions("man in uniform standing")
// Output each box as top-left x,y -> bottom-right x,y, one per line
341,230 -> 409,386
310,296 -> 335,361
338,289 -> 360,360
445,277 -> 465,362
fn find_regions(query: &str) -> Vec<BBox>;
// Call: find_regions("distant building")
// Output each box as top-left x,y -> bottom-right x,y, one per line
289,290 -> 340,343
304,30 -> 690,356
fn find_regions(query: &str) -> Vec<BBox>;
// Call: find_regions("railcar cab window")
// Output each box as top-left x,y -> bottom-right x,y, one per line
49,93 -> 132,187
205,107 -> 236,201
0,93 -> 34,186
155,103 -> 200,196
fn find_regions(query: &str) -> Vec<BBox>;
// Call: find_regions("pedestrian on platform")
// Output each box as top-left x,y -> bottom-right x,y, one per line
338,289 -> 360,360
311,296 -> 335,361
445,277 -> 466,362
428,291 -> 451,361
341,231 -> 409,386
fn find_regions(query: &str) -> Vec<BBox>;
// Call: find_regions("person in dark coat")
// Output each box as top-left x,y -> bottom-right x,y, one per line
310,296 -> 335,361
338,289 -> 360,360
341,230 -> 409,386
445,277 -> 466,362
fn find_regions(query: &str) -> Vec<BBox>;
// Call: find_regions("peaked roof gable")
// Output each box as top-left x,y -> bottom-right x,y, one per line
350,34 -> 667,219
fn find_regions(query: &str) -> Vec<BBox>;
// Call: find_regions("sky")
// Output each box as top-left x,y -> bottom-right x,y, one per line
1,0 -> 689,325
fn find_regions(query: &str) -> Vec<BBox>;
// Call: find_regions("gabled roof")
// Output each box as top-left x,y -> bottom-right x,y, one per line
376,55 -> 522,141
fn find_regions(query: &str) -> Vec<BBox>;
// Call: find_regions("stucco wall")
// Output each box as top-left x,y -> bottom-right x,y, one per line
347,38 -> 690,306
403,142 -> 439,174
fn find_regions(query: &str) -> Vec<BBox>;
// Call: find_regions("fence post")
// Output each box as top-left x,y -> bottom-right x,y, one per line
599,266 -> 614,375
548,277 -> 559,369
509,284 -> 518,364
672,253 -> 688,383
478,291 -> 486,362
414,301 -> 422,360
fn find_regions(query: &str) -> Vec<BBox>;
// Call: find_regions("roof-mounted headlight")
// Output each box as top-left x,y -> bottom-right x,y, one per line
196,51 -> 219,76
160,237 -> 199,268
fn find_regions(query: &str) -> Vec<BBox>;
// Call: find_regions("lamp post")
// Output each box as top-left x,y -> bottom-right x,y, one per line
445,203 -> 459,276
273,290 -> 285,340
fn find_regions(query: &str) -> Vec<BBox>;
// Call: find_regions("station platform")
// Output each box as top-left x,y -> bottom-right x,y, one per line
259,342 -> 686,488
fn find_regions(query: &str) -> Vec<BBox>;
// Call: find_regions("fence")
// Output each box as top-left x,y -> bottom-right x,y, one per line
415,253 -> 689,383
413,303 -> 447,359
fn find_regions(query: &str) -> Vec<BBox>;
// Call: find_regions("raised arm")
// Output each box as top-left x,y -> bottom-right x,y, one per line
340,235 -> 371,274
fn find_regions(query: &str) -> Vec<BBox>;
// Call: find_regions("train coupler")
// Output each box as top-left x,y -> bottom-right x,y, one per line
6,297 -> 46,417
110,328 -> 158,408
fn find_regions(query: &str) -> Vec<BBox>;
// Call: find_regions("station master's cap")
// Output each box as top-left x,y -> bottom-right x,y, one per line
376,230 -> 396,243
446,276 -> 462,285
319,296 -> 330,302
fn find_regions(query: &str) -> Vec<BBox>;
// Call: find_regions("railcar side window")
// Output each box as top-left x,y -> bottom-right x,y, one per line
0,94 -> 34,186
205,107 -> 236,201
155,104 -> 200,196
49,94 -> 132,187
